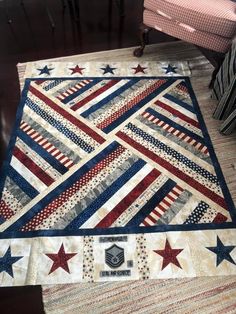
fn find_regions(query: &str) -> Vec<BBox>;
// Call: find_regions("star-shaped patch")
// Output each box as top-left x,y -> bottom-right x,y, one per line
132,64 -> 147,74
207,236 -> 236,267
69,65 -> 85,75
162,64 -> 178,74
100,64 -> 116,75
0,246 -> 23,278
46,243 -> 77,274
154,239 -> 183,270
37,65 -> 54,75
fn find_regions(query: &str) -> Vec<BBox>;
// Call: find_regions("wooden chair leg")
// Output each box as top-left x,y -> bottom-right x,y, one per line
196,46 -> 225,89
133,23 -> 152,57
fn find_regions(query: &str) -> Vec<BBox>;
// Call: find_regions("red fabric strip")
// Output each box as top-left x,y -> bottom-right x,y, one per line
0,200 -> 15,220
96,168 -> 160,228
97,80 -> 166,130
117,131 -> 227,210
155,100 -> 200,129
13,146 -> 54,186
21,145 -> 126,231
71,79 -> 120,111
29,85 -> 105,144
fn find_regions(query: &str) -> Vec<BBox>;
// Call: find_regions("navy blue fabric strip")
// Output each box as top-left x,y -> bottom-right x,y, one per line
146,107 -> 205,144
6,141 -> 121,231
18,129 -> 68,175
163,93 -> 195,113
26,97 -> 94,153
126,179 -> 176,226
81,79 -> 140,118
0,216 -> 5,224
65,158 -> 146,230
184,78 -> 236,220
102,79 -> 175,134
44,79 -> 63,91
127,122 -> 218,184
1,222 -> 236,239
8,166 -> 38,198
61,79 -> 100,104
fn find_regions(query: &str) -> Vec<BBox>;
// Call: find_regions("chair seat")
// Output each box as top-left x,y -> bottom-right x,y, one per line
144,0 -> 236,38
144,9 -> 231,52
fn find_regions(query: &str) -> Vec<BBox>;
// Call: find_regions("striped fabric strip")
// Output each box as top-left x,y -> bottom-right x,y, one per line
101,80 -> 173,134
141,184 -> 184,226
71,79 -> 120,110
125,123 -> 217,184
58,79 -> 95,104
81,79 -> 140,118
28,84 -> 105,145
96,168 -> 161,228
19,122 -> 73,171
140,111 -> 208,155
126,178 -> 176,226
7,141 -> 122,231
144,107 -> 205,144
117,131 -> 227,209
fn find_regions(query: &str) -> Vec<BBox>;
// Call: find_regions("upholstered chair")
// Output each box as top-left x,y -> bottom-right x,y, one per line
134,0 -> 236,86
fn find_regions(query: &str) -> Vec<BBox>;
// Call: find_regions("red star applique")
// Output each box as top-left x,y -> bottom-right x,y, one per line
69,65 -> 85,75
46,243 -> 77,274
154,239 -> 183,270
132,64 -> 147,74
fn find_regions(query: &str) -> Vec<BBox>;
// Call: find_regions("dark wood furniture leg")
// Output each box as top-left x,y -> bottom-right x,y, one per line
133,23 -> 152,57
197,46 -> 225,88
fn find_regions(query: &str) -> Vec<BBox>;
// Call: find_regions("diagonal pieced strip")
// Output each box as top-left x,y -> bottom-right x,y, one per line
4,142 -> 124,231
71,79 -> 121,110
28,83 -> 105,145
65,158 -> 147,230
80,163 -> 157,229
57,79 -> 93,102
20,121 -> 74,170
117,130 -> 227,210
95,79 -> 167,131
96,168 -> 161,228
140,184 -> 184,226
155,100 -> 200,129
140,110 -> 209,156
126,178 -> 176,226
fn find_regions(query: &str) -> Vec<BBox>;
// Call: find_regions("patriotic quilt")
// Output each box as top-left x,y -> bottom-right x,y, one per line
0,61 -> 236,286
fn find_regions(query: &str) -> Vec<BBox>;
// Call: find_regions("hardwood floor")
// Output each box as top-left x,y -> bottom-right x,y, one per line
0,1 -> 174,313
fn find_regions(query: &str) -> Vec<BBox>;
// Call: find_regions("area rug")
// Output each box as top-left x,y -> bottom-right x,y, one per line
0,60 -> 236,286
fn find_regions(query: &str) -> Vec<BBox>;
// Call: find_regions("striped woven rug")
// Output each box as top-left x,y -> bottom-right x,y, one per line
0,49 -> 236,294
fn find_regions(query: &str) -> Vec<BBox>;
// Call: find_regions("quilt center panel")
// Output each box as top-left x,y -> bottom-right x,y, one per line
0,77 -> 234,234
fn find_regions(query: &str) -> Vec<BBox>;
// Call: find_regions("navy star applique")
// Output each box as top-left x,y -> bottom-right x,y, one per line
154,239 -> 183,270
101,64 -> 116,75
132,64 -> 147,74
46,243 -> 77,274
0,246 -> 23,278
37,65 -> 54,75
162,64 -> 178,74
207,236 -> 236,267
69,65 -> 85,75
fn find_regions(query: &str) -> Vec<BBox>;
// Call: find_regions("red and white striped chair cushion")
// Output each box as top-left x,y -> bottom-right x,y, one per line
144,0 -> 236,38
144,9 -> 232,53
